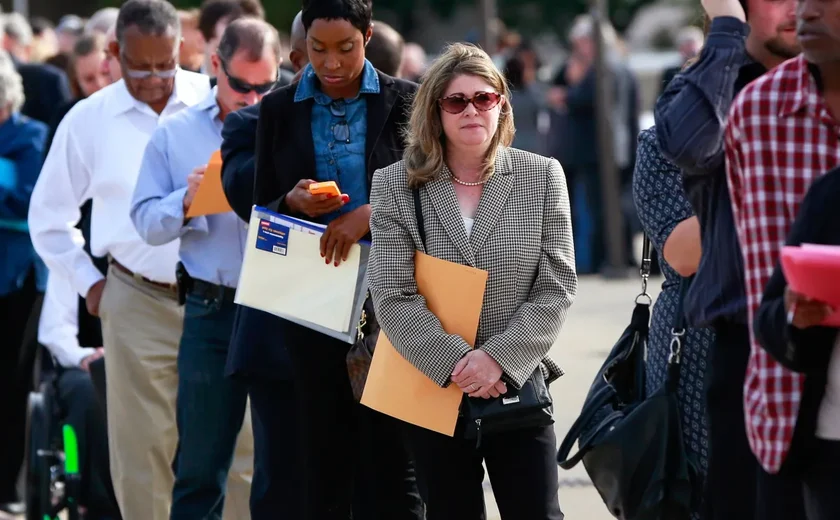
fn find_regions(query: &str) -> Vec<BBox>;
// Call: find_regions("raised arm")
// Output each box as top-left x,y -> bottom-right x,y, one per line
477,158 -> 578,388
368,168 -> 472,387
654,16 -> 751,178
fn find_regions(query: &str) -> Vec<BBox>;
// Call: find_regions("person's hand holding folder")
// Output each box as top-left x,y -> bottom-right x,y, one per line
183,164 -> 207,217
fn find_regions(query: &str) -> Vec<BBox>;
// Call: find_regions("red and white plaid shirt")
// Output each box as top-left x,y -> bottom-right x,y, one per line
726,55 -> 840,473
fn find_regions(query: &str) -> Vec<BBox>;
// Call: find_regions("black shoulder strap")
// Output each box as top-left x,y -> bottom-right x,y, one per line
413,188 -> 426,248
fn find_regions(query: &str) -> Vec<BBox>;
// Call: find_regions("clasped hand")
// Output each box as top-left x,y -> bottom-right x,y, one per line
451,350 -> 507,399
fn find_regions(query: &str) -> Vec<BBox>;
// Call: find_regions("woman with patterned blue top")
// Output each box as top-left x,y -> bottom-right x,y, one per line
632,127 -> 713,518
252,1 -> 422,519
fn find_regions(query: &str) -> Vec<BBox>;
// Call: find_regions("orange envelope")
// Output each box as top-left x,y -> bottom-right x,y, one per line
361,252 -> 488,436
186,150 -> 232,217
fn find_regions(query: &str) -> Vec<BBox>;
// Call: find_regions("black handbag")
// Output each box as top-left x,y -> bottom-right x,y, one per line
412,189 -> 554,447
556,237 -> 699,520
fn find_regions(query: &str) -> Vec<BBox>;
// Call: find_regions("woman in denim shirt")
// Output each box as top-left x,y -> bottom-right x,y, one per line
632,127 -> 713,519
0,51 -> 48,513
251,0 -> 422,518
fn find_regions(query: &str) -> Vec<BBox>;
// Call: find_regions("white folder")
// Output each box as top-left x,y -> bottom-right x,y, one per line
235,206 -> 370,343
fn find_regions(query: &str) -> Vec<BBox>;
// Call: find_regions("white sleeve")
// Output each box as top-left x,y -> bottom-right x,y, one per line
28,107 -> 105,298
38,273 -> 96,368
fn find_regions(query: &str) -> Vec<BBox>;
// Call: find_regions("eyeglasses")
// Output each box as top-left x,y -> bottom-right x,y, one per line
330,101 -> 350,143
120,53 -> 179,79
438,92 -> 503,114
220,58 -> 277,95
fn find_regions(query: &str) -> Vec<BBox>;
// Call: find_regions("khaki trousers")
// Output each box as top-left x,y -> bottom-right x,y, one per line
100,265 -> 253,520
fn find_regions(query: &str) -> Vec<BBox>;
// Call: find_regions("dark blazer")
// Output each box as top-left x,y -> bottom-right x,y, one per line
13,58 -> 72,125
221,70 -> 416,378
220,103 -> 293,380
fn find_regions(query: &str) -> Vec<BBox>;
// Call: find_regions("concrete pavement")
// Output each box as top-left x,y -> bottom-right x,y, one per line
3,274 -> 661,520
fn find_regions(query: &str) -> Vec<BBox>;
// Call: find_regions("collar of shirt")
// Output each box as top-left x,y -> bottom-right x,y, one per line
106,68 -> 207,118
196,86 -> 223,130
293,59 -> 380,104
779,55 -> 831,120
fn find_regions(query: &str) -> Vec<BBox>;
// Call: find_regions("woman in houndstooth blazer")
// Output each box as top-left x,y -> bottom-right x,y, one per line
368,43 -> 577,520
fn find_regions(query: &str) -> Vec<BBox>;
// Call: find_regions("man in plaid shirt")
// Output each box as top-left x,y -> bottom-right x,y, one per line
726,0 -> 840,511
655,0 -> 806,517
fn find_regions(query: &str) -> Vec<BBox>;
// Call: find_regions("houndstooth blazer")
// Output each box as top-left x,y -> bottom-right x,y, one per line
368,147 -> 577,390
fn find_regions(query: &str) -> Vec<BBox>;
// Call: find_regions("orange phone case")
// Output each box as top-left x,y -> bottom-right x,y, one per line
309,181 -> 341,197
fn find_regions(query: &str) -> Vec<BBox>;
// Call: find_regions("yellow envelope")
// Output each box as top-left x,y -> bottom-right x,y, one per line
361,252 -> 488,436
186,150 -> 233,217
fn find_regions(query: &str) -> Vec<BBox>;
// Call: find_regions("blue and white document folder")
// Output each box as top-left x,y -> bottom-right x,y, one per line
235,206 -> 370,344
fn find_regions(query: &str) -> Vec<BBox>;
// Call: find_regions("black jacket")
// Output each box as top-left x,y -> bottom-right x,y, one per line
14,57 -> 72,125
754,166 -> 840,470
220,70 -> 417,378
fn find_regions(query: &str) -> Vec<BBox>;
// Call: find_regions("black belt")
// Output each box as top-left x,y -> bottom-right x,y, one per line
188,278 -> 237,303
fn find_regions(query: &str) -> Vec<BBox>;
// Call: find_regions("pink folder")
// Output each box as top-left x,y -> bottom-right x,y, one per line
780,244 -> 840,327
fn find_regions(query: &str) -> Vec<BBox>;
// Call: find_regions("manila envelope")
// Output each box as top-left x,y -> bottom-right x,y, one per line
361,252 -> 488,436
186,150 -> 233,217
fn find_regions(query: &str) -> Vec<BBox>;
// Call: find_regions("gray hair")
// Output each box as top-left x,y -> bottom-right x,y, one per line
217,17 -> 281,64
116,0 -> 181,46
3,12 -> 33,47
568,14 -> 617,48
0,50 -> 25,112
86,7 -> 120,36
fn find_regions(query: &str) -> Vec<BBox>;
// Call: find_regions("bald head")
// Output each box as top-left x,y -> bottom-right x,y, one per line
288,11 -> 307,72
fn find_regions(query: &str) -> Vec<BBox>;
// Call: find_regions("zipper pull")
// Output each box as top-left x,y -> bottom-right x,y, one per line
475,419 -> 482,449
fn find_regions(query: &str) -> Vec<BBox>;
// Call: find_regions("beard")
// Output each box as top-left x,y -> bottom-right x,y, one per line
765,33 -> 801,61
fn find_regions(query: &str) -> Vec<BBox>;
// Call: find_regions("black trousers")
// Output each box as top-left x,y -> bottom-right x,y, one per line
0,269 -> 41,502
247,377 -> 302,520
403,422 -> 564,520
801,438 -> 840,520
705,323 -> 806,520
283,323 -> 424,520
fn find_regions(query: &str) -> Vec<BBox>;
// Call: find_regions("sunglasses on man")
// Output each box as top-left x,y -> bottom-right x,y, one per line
219,58 -> 278,95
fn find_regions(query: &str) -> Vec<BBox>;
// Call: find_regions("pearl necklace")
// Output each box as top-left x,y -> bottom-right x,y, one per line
450,174 -> 489,186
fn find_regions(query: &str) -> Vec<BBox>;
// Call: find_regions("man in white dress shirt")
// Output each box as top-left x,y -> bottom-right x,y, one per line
37,273 -> 119,520
27,1 -> 212,518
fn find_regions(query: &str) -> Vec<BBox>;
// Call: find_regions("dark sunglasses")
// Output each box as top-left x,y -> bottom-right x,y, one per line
220,58 -> 277,95
438,92 -> 503,114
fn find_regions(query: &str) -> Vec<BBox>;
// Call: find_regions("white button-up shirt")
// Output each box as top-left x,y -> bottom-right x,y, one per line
29,70 -> 211,297
38,271 -> 95,368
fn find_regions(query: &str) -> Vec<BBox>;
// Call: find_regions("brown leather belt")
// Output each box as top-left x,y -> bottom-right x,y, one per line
109,259 -> 178,293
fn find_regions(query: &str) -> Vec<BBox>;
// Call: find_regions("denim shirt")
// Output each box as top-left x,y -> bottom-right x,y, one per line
294,60 -> 379,224
0,113 -> 48,295
653,17 -> 765,328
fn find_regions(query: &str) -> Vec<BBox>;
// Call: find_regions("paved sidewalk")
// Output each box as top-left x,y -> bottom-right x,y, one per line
3,274 -> 660,520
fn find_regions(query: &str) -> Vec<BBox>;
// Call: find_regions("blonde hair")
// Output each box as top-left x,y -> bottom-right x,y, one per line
404,42 -> 514,188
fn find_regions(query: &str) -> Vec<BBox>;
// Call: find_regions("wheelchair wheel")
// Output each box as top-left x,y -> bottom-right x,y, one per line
25,391 -> 51,520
